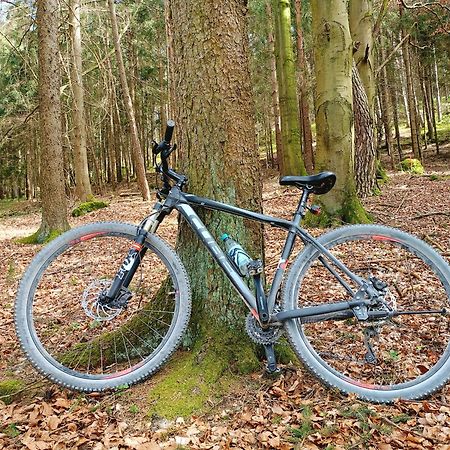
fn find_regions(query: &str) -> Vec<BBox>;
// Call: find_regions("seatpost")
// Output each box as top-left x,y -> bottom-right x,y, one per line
295,188 -> 312,223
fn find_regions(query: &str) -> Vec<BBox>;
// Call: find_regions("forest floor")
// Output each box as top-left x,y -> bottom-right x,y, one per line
0,144 -> 449,450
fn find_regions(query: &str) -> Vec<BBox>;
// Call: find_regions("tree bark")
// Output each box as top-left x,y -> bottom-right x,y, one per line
349,0 -> 375,112
168,0 -> 263,348
272,0 -> 306,176
311,0 -> 369,223
352,65 -> 375,198
107,0 -> 150,200
36,0 -> 70,242
69,0 -> 92,202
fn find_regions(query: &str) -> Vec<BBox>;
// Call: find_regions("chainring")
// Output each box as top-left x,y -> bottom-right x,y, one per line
245,313 -> 283,345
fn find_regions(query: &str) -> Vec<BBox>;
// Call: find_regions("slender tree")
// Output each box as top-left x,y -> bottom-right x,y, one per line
35,0 -> 70,241
69,0 -> 92,202
107,0 -> 151,200
311,0 -> 369,223
294,0 -> 314,173
272,0 -> 306,176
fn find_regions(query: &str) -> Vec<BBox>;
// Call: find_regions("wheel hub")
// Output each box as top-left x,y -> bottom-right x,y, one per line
81,280 -> 126,321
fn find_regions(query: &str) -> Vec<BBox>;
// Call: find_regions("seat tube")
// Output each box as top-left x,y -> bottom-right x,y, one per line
267,189 -> 310,312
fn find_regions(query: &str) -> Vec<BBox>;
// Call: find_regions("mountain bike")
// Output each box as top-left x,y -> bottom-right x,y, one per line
15,121 -> 450,402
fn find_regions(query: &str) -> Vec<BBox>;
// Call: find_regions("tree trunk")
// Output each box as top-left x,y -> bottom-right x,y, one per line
349,0 -> 375,112
294,0 -> 314,173
272,0 -> 306,176
433,47 -> 442,122
160,0 -> 263,416
311,0 -> 369,224
266,3 -> 283,170
399,5 -> 421,160
107,0 -> 150,200
353,66 -> 375,198
36,0 -> 70,242
69,0 -> 92,202
379,38 -> 395,168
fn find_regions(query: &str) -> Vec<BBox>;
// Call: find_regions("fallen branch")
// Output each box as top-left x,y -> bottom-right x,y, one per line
411,211 -> 450,220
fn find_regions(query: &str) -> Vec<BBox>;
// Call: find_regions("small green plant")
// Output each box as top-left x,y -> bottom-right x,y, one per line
72,200 -> 108,217
391,413 -> 412,424
2,423 -> 21,438
399,158 -> 424,175
7,260 -> 16,284
129,404 -> 139,414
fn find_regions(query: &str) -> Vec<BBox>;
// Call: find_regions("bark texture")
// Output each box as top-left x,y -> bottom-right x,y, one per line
352,66 -> 375,197
69,0 -> 92,202
36,0 -> 69,241
167,0 -> 263,343
272,0 -> 306,176
311,0 -> 369,223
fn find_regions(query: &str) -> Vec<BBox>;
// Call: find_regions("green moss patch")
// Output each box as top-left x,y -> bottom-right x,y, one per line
72,200 -> 108,217
147,336 -> 260,419
0,379 -> 25,404
399,158 -> 424,175
16,228 -> 64,245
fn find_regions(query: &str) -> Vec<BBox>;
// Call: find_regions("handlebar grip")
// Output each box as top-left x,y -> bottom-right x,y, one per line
164,120 -> 175,143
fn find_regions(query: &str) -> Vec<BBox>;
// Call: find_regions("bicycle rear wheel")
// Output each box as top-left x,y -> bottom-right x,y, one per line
15,222 -> 191,392
283,224 -> 450,402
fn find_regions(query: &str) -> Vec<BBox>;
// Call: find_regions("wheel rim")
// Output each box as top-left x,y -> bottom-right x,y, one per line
26,230 -> 181,381
292,231 -> 450,392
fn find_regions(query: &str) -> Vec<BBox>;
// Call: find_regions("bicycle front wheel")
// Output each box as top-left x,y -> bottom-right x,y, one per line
283,224 -> 450,402
15,222 -> 191,392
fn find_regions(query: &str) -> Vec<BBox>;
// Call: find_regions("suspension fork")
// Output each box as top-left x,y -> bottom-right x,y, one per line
104,202 -> 167,302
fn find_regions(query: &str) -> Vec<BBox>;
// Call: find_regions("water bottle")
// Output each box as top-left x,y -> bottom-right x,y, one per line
221,233 -> 252,277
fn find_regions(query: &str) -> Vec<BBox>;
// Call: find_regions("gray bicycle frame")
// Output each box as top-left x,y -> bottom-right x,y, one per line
159,186 -> 366,322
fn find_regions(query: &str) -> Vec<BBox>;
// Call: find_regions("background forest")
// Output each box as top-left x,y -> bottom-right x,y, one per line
0,0 -> 448,206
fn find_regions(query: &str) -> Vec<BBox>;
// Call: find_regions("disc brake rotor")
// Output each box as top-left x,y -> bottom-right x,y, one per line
81,279 -> 123,321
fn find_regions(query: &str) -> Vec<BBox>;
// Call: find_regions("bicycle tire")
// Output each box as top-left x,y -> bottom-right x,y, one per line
282,224 -> 450,402
15,222 -> 191,392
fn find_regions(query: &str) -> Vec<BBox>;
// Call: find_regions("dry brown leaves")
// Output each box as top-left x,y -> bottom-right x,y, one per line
1,146 -> 449,449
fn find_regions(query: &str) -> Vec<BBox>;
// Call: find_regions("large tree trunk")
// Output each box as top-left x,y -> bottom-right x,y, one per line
311,0 -> 369,224
69,0 -> 92,202
158,0 -> 264,416
352,66 -> 375,198
107,0 -> 150,200
36,0 -> 69,242
349,0 -> 375,112
272,0 -> 306,176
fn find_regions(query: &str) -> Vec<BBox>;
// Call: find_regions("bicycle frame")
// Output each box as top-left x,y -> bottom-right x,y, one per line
146,185 -> 369,324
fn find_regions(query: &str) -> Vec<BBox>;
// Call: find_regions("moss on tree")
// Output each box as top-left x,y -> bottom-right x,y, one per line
147,331 -> 260,419
16,228 -> 64,245
71,200 -> 108,217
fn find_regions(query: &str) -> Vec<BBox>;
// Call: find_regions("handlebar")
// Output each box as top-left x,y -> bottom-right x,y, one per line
153,119 -> 175,155
153,120 -> 187,192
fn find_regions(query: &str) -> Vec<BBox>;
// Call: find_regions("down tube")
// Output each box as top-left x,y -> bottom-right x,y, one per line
177,203 -> 258,313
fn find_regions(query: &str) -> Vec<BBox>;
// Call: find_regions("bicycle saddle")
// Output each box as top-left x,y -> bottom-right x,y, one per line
279,171 -> 336,195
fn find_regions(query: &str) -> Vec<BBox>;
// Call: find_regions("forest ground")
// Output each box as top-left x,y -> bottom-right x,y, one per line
0,144 -> 449,450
